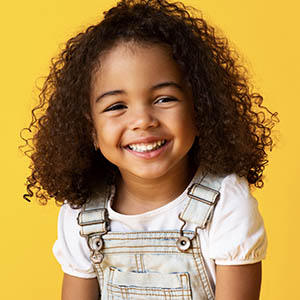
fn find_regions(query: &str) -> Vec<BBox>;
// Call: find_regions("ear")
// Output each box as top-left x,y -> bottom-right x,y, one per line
91,130 -> 99,150
84,113 -> 98,150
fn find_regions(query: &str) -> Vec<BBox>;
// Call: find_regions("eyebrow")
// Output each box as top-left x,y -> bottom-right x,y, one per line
95,81 -> 183,103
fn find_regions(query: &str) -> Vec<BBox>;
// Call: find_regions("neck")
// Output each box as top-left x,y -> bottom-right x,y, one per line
113,159 -> 197,215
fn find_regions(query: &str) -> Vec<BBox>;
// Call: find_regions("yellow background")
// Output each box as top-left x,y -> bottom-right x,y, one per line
1,0 -> 298,298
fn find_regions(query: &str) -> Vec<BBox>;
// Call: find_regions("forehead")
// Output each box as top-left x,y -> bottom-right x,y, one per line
90,41 -> 187,92
99,41 -> 174,67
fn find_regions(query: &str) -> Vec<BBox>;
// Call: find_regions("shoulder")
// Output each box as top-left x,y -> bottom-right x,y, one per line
202,173 -> 255,212
206,173 -> 267,265
213,173 -> 262,229
58,202 -> 81,221
213,173 -> 257,213
56,203 -> 82,236
221,173 -> 251,194
53,204 -> 96,278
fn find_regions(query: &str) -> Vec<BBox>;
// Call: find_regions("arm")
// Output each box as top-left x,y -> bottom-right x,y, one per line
62,273 -> 100,300
215,262 -> 262,300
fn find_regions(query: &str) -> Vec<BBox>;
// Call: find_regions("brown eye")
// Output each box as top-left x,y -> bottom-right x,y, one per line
155,97 -> 178,104
104,103 -> 127,112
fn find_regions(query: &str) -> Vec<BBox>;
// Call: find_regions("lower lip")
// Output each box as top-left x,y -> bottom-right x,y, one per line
125,141 -> 170,159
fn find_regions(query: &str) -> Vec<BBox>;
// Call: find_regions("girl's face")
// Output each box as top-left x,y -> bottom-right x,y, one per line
90,42 -> 196,182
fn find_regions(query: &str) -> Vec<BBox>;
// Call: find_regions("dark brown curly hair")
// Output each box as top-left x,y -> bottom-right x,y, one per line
21,0 -> 278,207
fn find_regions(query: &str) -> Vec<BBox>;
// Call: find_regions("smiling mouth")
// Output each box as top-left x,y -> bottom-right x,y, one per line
127,140 -> 167,153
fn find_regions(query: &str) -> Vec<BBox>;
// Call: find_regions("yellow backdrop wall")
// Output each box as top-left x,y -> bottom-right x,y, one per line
1,0 -> 298,299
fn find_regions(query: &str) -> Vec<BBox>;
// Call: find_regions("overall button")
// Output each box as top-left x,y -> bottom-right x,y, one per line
176,236 -> 191,252
88,235 -> 103,251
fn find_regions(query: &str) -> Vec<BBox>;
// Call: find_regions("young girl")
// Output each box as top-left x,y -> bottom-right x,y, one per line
22,0 -> 278,299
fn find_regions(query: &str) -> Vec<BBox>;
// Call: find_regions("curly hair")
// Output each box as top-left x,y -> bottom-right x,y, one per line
21,0 -> 278,207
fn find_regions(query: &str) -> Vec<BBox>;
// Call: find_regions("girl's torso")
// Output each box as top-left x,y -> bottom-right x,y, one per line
53,171 -> 267,299
78,171 -> 222,300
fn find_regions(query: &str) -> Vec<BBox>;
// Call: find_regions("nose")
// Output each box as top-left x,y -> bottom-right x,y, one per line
128,106 -> 159,131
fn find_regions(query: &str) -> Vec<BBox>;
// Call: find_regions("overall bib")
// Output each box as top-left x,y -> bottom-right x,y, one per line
78,174 -> 222,300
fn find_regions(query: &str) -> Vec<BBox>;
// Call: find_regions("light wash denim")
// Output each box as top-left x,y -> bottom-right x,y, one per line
78,174 -> 222,300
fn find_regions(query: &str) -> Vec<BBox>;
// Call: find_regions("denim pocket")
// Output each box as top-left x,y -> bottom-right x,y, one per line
106,267 -> 192,300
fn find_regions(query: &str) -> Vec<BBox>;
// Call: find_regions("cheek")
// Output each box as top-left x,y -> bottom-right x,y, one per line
178,105 -> 197,133
94,119 -> 122,149
177,109 -> 197,148
185,104 -> 197,135
172,116 -> 196,152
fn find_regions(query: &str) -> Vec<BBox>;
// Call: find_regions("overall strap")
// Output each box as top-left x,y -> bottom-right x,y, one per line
77,181 -> 112,289
77,181 -> 110,237
179,173 -> 223,229
77,173 -> 223,288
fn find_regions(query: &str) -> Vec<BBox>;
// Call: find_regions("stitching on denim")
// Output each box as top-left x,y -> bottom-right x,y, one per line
97,230 -> 207,300
103,250 -> 188,255
105,230 -> 181,236
104,244 -> 178,249
141,254 -> 145,272
195,236 -> 214,300
191,237 -> 208,299
124,286 -> 129,300
107,283 -> 190,293
93,262 -> 103,288
134,254 -> 139,272
180,274 -> 183,288
180,274 -> 184,300
103,231 -> 194,240
120,286 -> 126,300
108,267 -> 116,284
102,245 -> 198,253
101,244 -> 199,255
135,254 -> 144,273
107,284 -> 191,297
104,236 -> 182,241
96,263 -> 104,296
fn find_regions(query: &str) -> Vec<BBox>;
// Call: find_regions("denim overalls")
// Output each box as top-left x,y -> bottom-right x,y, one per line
78,173 -> 222,300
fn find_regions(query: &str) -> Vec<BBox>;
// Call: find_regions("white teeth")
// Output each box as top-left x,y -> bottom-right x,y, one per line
128,140 -> 166,152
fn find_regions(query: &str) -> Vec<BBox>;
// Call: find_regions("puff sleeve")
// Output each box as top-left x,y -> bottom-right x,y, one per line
52,204 -> 96,278
207,174 -> 267,265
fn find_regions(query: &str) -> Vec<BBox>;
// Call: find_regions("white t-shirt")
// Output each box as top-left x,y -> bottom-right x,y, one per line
53,172 -> 267,290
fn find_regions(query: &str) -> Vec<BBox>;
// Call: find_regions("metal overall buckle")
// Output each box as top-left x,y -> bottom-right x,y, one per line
176,214 -> 199,252
87,232 -> 107,264
78,207 -> 109,265
176,181 -> 219,252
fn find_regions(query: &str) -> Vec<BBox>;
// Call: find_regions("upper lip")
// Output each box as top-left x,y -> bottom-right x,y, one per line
124,136 -> 168,147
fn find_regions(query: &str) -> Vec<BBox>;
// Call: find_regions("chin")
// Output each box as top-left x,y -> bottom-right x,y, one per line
146,167 -> 179,179
126,167 -> 170,180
